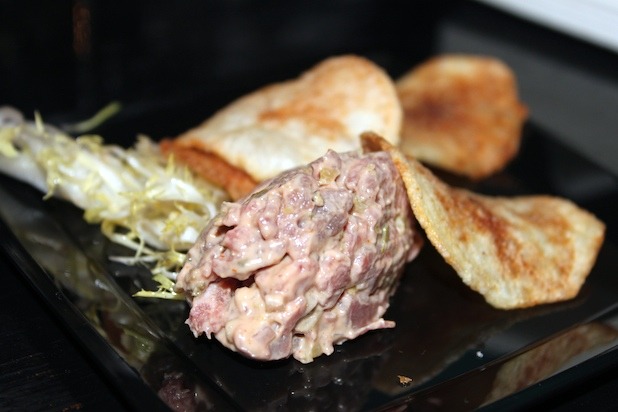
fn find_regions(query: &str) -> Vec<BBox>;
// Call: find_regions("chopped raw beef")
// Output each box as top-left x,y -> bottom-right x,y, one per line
176,150 -> 422,363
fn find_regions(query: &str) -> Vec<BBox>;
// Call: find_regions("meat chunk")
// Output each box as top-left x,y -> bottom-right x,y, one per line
175,150 -> 422,363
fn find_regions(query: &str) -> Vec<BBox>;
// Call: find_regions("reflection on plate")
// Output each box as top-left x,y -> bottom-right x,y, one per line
0,123 -> 617,411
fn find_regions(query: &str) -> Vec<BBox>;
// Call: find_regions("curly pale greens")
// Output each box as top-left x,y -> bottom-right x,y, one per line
0,107 -> 228,298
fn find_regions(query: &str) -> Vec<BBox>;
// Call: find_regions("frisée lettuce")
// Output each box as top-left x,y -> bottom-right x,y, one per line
0,106 -> 228,297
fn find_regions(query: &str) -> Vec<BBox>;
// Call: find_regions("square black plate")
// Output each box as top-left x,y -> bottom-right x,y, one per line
1,119 -> 617,412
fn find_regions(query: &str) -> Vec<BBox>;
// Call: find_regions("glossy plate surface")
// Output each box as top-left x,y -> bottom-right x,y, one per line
0,121 -> 617,411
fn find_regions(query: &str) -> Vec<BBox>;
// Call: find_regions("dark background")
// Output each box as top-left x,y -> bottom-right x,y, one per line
1,1 -> 457,126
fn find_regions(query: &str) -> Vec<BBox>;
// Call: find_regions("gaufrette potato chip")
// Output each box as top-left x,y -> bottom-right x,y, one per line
396,55 -> 528,179
164,54 -> 402,199
361,133 -> 605,309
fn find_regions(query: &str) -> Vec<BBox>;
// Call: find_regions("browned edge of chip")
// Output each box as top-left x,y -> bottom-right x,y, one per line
160,138 -> 257,200
361,131 -> 606,309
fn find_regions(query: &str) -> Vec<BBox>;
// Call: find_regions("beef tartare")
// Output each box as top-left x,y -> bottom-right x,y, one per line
175,149 -> 422,363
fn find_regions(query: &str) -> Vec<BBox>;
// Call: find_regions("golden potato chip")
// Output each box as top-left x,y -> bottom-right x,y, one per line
362,133 -> 605,309
170,55 -> 402,189
396,54 -> 528,179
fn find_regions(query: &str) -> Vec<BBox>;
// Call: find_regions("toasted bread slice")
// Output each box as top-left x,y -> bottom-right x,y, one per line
396,55 -> 528,179
167,55 -> 401,195
362,133 -> 605,309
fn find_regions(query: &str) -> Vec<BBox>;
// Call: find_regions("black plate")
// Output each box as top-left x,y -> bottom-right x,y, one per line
0,121 -> 617,411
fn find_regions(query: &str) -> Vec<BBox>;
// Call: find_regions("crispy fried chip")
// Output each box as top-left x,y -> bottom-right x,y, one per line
362,133 -> 605,309
396,55 -> 528,179
169,55 -> 401,195
160,139 -> 257,200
